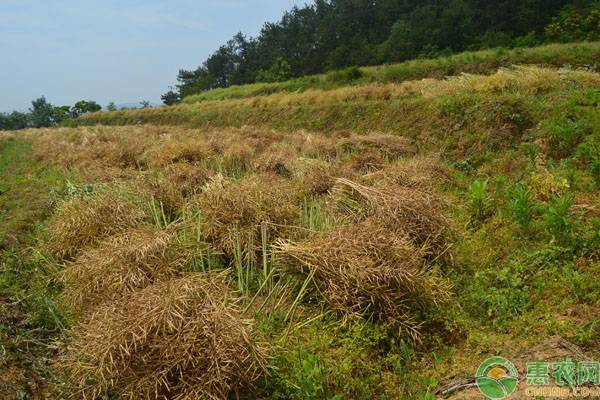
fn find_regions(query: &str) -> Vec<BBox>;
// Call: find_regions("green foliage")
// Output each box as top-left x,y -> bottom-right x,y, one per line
326,66 -> 364,84
468,179 -> 493,223
179,42 -> 600,105
507,182 -> 537,231
543,193 -> 576,243
547,117 -> 585,159
169,0 -> 590,100
591,160 -> 600,186
71,100 -> 102,118
30,96 -> 59,128
257,57 -> 292,83
545,3 -> 600,42
160,90 -> 180,106
468,261 -> 532,330
2,97 -> 106,131
0,111 -> 29,130
107,102 -> 118,112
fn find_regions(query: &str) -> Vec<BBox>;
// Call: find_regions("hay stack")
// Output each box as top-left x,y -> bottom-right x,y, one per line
44,190 -> 147,260
331,178 -> 450,252
63,273 -> 267,400
192,174 -> 300,257
276,221 -> 448,339
61,227 -> 185,314
339,133 -> 417,160
364,155 -> 454,189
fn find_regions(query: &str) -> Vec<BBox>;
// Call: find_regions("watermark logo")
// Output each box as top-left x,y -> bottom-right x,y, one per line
476,356 -> 519,399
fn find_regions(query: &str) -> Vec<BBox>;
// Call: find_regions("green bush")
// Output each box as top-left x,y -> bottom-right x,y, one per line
468,179 -> 493,224
507,182 -> 537,231
326,66 -> 364,84
547,117 -> 584,159
543,193 -> 576,243
468,261 -> 532,330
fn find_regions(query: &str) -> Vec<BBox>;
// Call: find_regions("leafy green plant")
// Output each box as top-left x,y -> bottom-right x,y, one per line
297,354 -> 328,399
547,117 -> 584,159
468,261 -> 532,330
507,182 -> 536,231
543,193 -> 576,243
468,179 -> 493,223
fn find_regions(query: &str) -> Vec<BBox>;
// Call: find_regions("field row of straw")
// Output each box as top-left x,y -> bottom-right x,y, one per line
3,124 -> 458,398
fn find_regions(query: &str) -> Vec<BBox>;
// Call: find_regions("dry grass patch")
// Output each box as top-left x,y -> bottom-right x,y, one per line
61,226 -> 187,314
332,178 -> 451,252
276,221 -> 449,340
294,159 -> 339,196
135,162 -> 215,214
63,272 -> 267,400
364,155 -> 454,189
253,143 -> 298,178
43,189 -> 147,260
191,174 -> 301,257
139,138 -> 213,168
30,126 -> 154,171
339,133 -> 416,161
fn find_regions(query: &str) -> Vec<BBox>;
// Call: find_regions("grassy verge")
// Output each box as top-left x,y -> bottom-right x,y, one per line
0,139 -> 72,399
180,42 -> 600,104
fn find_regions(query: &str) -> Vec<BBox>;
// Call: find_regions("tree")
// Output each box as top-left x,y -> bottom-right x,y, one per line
139,100 -> 151,109
107,102 -> 118,112
53,105 -> 72,124
71,100 -> 102,118
165,0 -> 578,99
0,112 -> 29,130
29,97 -> 57,128
256,57 -> 292,82
545,3 -> 600,42
161,90 -> 180,106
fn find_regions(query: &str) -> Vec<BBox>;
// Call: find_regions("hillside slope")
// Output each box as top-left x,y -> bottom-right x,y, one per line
1,45 -> 600,399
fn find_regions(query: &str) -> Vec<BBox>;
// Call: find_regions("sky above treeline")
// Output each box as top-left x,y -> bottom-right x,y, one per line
0,0 -> 304,112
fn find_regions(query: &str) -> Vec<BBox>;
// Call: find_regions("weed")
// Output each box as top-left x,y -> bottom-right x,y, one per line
543,193 -> 576,243
468,261 -> 532,330
507,182 -> 537,231
467,179 -> 493,224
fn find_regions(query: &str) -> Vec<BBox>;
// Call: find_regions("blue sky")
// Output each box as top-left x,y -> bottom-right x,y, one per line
0,0 -> 305,112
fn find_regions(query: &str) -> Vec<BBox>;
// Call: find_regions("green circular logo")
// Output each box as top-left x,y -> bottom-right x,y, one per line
476,356 -> 519,399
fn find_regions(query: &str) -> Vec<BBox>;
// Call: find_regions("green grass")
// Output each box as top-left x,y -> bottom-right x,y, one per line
181,42 -> 600,104
0,139 -> 73,399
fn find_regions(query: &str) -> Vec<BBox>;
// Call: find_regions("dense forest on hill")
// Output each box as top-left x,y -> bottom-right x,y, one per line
165,0 -> 600,103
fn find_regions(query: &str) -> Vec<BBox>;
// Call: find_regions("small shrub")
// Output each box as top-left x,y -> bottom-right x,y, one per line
507,182 -> 536,231
467,179 -> 493,223
543,193 -> 576,243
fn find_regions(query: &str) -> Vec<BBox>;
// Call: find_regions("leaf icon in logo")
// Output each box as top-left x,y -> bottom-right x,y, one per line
476,377 -> 506,399
498,376 -> 518,395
